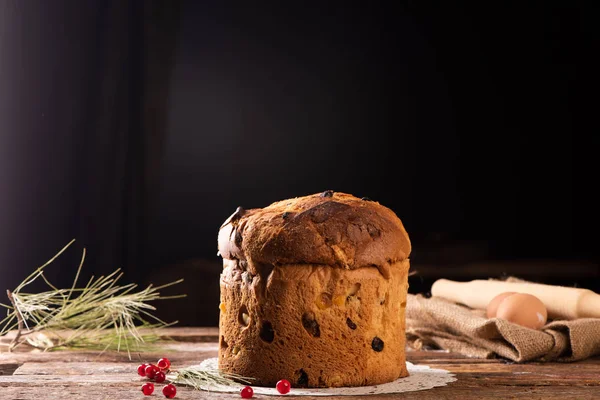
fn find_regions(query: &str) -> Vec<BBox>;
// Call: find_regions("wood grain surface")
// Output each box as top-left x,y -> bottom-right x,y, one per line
1,327 -> 599,399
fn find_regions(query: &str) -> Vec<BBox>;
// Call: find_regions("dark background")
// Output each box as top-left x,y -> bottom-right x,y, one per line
1,1 -> 598,327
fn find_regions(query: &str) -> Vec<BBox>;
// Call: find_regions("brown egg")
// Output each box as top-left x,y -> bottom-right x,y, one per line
496,293 -> 548,330
486,292 -> 517,318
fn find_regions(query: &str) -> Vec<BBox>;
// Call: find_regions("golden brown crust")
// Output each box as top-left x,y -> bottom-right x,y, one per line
218,260 -> 410,387
218,191 -> 411,271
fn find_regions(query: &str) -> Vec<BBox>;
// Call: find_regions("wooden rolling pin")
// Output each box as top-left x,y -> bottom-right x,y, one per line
431,279 -> 600,320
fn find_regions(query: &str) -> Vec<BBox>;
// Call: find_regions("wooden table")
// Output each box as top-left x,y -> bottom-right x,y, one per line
1,328 -> 598,399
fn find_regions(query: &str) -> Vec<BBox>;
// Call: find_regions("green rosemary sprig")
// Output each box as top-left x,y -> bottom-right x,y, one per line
172,365 -> 254,390
0,239 -> 185,357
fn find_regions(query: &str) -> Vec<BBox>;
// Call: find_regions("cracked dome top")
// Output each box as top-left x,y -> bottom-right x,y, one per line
217,191 -> 411,271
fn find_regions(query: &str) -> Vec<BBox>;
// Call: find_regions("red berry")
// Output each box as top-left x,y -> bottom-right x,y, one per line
155,371 -> 166,383
276,379 -> 291,394
137,363 -> 148,377
162,383 -> 177,399
141,383 -> 154,396
157,358 -> 171,371
240,386 -> 254,398
145,364 -> 159,379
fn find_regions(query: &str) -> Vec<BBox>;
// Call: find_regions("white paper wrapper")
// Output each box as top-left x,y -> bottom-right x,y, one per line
173,357 -> 456,396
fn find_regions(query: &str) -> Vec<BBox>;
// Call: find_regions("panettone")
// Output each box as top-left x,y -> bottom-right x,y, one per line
217,191 -> 411,387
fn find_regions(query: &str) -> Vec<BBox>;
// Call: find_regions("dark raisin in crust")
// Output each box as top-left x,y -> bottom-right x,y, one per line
371,337 -> 384,352
260,321 -> 275,343
346,318 -> 357,330
296,369 -> 309,387
302,313 -> 321,337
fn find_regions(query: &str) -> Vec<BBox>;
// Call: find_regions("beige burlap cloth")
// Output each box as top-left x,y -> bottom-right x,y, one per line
406,293 -> 600,362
